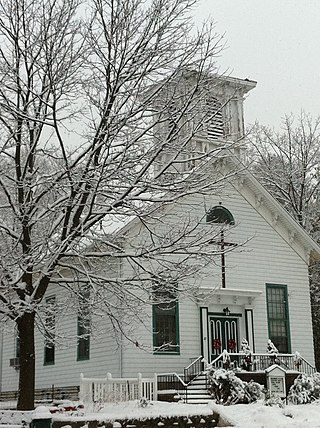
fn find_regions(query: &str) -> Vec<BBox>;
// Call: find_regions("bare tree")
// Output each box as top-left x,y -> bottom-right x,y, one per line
247,112 -> 320,368
248,113 -> 320,233
0,0 -> 240,410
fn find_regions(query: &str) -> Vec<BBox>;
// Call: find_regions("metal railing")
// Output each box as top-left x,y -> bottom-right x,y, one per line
157,356 -> 205,403
184,355 -> 203,384
157,372 -> 187,392
210,352 -> 316,375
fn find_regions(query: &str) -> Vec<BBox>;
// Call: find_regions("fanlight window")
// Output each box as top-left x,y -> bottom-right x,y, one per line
206,205 -> 235,225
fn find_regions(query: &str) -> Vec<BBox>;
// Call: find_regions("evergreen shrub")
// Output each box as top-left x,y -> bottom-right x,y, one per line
207,368 -> 263,405
288,372 -> 320,404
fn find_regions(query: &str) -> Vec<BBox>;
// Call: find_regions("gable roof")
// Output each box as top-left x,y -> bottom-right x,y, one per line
112,151 -> 320,265
222,154 -> 320,264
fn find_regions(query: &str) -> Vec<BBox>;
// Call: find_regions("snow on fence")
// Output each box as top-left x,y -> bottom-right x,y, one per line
79,372 -> 158,403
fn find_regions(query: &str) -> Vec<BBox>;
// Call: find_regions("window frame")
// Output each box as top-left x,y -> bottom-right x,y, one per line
44,296 -> 56,366
152,286 -> 180,355
266,283 -> 291,353
77,287 -> 91,361
15,329 -> 20,359
77,316 -> 91,361
206,205 -> 235,225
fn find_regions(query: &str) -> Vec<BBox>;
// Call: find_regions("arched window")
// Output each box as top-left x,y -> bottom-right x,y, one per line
206,205 -> 235,225
206,205 -> 235,289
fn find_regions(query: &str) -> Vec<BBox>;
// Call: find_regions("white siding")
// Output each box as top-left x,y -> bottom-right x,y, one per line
118,183 -> 314,375
1,283 -> 120,392
121,297 -> 201,377
221,188 -> 314,363
0,177 -> 315,390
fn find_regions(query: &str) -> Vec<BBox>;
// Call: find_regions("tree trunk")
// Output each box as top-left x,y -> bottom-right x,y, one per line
17,312 -> 36,410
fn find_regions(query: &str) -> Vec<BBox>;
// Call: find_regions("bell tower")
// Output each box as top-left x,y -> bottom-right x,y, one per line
153,73 -> 256,176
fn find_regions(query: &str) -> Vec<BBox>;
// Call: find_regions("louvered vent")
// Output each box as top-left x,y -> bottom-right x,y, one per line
206,98 -> 224,140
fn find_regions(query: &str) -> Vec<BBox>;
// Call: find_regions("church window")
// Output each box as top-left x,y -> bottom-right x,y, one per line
15,330 -> 20,359
206,205 -> 235,289
206,205 -> 235,225
77,287 -> 91,361
266,284 -> 291,353
44,296 -> 56,365
153,284 -> 179,354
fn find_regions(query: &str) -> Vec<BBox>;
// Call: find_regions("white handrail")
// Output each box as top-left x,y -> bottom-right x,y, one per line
184,355 -> 203,371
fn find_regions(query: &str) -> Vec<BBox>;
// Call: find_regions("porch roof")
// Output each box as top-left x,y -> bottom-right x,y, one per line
197,287 -> 262,306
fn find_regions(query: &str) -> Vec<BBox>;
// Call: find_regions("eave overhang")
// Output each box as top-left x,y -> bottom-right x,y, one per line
222,155 -> 320,265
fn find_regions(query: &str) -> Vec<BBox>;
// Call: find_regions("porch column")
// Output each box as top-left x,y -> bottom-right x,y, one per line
200,307 -> 209,362
245,308 -> 255,352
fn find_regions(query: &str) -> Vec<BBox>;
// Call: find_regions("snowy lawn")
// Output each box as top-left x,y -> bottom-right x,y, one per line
85,400 -> 320,427
54,401 -> 213,422
3,399 -> 320,427
211,400 -> 320,427
54,401 -> 320,428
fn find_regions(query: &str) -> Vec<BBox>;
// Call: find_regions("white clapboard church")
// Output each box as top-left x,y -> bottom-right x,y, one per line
0,73 -> 319,396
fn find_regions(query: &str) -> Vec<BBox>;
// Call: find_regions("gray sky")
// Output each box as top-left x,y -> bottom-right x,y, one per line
194,0 -> 320,128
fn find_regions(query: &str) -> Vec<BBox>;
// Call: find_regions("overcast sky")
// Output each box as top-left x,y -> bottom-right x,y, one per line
193,0 -> 320,128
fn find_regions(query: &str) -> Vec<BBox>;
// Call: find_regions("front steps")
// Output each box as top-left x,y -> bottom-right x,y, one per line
177,372 -> 212,404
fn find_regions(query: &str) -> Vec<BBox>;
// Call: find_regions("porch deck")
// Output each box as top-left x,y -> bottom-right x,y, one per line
157,352 -> 316,403
209,352 -> 316,375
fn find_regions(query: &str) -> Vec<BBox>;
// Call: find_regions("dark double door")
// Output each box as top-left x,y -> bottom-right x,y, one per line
209,316 -> 239,361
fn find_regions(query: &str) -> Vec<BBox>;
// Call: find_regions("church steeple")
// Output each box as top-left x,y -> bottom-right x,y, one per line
153,73 -> 256,176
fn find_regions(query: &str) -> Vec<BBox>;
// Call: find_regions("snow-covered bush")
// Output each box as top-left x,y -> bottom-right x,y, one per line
264,391 -> 285,408
293,351 -> 303,370
222,349 -> 231,369
138,397 -> 150,408
207,368 -> 263,405
288,372 -> 320,404
240,338 -> 253,370
241,338 -> 251,354
246,380 -> 263,402
267,339 -> 278,355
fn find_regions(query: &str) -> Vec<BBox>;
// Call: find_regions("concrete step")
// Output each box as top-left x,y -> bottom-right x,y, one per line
184,394 -> 211,399
189,378 -> 207,384
188,384 -> 207,390
183,399 -> 212,404
178,394 -> 212,404
179,371 -> 211,404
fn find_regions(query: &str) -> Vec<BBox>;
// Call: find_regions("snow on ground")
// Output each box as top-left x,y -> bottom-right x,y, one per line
97,400 -> 212,419
86,400 -> 320,428
211,400 -> 320,427
3,399 -> 320,427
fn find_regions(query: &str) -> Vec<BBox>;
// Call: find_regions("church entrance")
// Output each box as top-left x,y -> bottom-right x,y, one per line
209,315 -> 239,362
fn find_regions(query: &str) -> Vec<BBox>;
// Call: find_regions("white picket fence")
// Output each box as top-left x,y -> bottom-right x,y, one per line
79,372 -> 158,403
